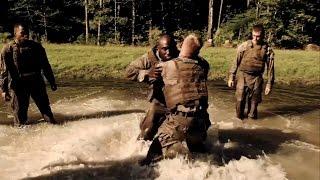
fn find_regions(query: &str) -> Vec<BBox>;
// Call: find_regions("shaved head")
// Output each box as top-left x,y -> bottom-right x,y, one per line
14,23 -> 29,41
179,34 -> 203,58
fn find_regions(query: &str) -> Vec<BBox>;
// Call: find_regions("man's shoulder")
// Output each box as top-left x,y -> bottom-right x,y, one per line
197,56 -> 208,63
237,40 -> 251,52
146,49 -> 159,63
135,49 -> 158,62
173,57 -> 209,67
197,56 -> 209,69
27,40 -> 43,48
1,41 -> 15,53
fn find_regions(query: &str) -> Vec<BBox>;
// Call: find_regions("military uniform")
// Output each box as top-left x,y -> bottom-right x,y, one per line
0,39 -> 57,125
229,40 -> 275,119
126,47 -> 176,140
145,56 -> 211,160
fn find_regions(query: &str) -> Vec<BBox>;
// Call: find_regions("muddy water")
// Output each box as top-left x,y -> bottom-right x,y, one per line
0,80 -> 319,180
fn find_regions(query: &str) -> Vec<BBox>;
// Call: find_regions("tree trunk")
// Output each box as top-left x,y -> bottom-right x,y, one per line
42,0 -> 48,42
114,0 -> 117,42
256,1 -> 261,19
160,1 -> 165,30
207,0 -> 214,45
217,0 -> 224,29
131,0 -> 136,45
148,0 -> 152,45
97,0 -> 102,45
85,0 -> 89,44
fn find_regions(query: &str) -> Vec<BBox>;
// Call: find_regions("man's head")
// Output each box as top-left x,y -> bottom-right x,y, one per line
14,23 -> 29,41
156,34 -> 178,61
251,24 -> 265,45
179,34 -> 203,58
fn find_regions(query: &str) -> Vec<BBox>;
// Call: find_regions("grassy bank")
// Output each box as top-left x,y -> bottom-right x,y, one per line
1,44 -> 319,85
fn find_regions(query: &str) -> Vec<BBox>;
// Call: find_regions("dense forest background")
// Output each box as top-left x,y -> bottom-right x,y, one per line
0,0 -> 319,48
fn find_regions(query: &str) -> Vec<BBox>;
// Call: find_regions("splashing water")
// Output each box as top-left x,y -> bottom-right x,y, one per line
0,81 -> 319,179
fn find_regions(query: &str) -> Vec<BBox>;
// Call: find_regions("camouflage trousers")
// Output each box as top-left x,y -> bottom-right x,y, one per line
145,110 -> 211,161
235,71 -> 263,119
138,99 -> 168,140
9,78 -> 55,125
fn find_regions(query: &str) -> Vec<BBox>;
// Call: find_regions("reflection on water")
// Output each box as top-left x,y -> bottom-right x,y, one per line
0,80 -> 319,180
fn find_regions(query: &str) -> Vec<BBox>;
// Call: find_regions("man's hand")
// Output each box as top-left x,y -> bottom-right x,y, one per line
227,78 -> 235,88
148,66 -> 162,79
265,84 -> 272,95
50,83 -> 57,91
1,92 -> 11,101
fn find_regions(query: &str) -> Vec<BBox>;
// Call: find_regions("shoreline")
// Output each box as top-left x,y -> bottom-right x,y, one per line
53,78 -> 320,88
1,44 -> 319,86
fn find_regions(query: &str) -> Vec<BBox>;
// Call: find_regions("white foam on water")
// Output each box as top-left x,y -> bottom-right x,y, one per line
156,155 -> 287,180
282,140 -> 320,152
0,97 -> 291,180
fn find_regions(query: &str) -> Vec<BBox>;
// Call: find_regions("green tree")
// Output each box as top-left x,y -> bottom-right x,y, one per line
215,0 -> 319,48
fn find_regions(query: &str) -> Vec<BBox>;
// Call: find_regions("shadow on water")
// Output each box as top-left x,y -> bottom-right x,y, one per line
0,109 -> 145,126
54,109 -> 145,124
259,104 -> 320,119
206,128 -> 300,165
22,156 -> 159,180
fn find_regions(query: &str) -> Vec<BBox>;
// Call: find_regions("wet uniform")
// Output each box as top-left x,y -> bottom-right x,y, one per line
0,39 -> 56,125
145,56 -> 211,160
126,47 -> 178,140
229,40 -> 275,119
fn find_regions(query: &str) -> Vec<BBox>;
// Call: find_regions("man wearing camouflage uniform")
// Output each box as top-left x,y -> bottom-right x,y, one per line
141,34 -> 211,164
126,34 -> 179,140
228,24 -> 275,120
0,23 -> 57,126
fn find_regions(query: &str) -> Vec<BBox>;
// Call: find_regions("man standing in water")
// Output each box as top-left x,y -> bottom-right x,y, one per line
141,34 -> 211,164
126,34 -> 179,140
228,24 -> 275,120
0,23 -> 58,126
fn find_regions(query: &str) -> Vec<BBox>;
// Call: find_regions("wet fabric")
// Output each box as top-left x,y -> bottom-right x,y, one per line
161,57 -> 209,110
235,72 -> 262,119
157,111 -> 210,156
235,71 -> 263,103
126,47 -> 171,140
229,40 -> 275,86
143,57 -> 211,163
229,40 -> 275,119
238,41 -> 268,74
138,99 -> 168,140
0,40 -> 56,125
10,76 -> 55,125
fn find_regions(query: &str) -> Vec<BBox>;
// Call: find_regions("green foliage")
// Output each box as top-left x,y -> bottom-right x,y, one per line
215,0 -> 319,48
148,27 -> 163,47
0,32 -> 11,43
173,29 -> 207,46
4,0 -> 319,48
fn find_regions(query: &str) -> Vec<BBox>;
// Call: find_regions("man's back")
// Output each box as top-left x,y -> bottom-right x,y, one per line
161,56 -> 209,110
